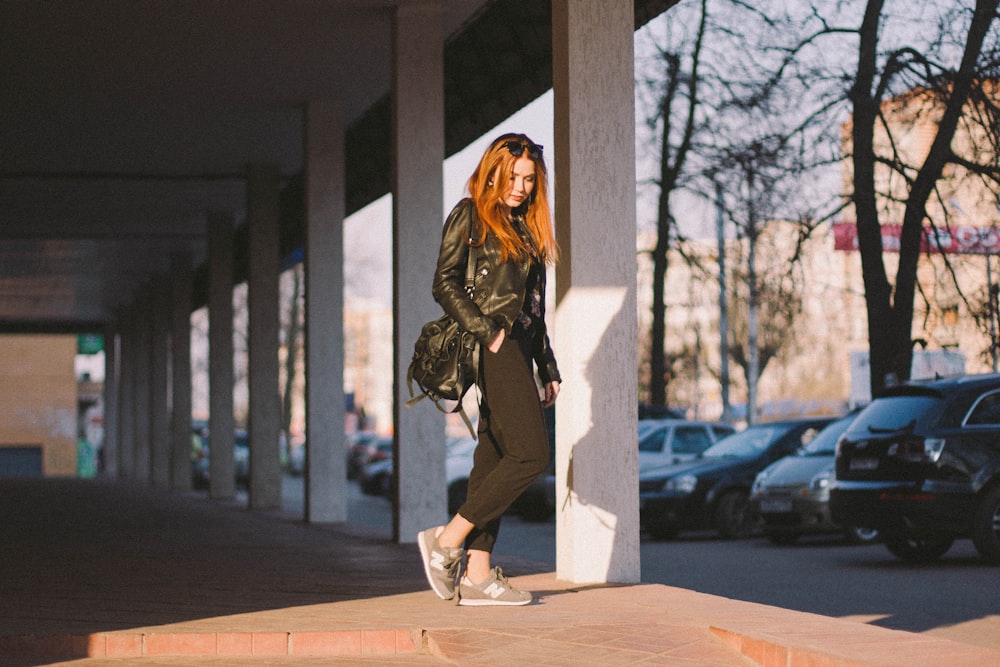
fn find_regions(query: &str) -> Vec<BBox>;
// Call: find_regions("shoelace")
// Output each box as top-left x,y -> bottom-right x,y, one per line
492,567 -> 513,588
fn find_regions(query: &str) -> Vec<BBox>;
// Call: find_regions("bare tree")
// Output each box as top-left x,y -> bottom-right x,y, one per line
637,0 -> 835,413
711,133 -> 815,423
725,223 -> 805,416
637,0 -> 709,406
847,0 -> 999,392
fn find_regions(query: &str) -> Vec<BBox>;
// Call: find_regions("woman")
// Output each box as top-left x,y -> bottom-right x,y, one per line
418,133 -> 560,606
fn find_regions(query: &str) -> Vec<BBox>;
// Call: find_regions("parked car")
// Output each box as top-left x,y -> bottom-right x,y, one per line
190,422 -> 250,489
233,429 -> 250,488
751,413 -> 879,545
830,373 -> 1000,564
190,422 -> 211,489
359,437 -> 477,516
638,418 -> 735,471
639,417 -> 834,540
346,432 -> 388,480
357,456 -> 393,497
507,414 -> 731,523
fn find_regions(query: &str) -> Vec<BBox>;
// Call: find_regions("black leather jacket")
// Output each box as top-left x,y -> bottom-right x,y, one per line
432,198 -> 561,385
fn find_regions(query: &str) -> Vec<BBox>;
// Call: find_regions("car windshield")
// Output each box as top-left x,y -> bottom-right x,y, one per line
638,424 -> 668,452
701,424 -> 791,459
845,395 -> 941,436
798,414 -> 856,456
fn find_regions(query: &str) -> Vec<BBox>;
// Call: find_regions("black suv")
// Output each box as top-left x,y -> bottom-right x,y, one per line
830,373 -> 1000,564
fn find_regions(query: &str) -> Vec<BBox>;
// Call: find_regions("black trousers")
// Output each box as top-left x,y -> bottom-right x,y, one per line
458,335 -> 551,553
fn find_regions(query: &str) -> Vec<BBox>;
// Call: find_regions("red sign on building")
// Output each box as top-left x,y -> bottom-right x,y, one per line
833,221 -> 1000,255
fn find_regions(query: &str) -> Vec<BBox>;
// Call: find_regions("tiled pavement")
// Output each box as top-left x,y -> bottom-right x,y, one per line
1,478 -> 998,667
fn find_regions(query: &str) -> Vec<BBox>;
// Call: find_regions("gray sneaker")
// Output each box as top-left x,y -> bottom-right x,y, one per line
458,567 -> 532,606
417,527 -> 463,600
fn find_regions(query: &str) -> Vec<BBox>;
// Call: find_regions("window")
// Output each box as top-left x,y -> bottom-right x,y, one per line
671,427 -> 713,455
965,390 -> 1000,426
638,425 -> 669,453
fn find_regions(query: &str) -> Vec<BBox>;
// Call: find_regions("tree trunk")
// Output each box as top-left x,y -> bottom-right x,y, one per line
852,0 -> 896,393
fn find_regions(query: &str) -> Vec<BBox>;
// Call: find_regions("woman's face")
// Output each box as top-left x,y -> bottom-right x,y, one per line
502,155 -> 536,209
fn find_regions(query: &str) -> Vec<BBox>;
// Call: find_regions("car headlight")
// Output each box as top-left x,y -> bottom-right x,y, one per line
808,469 -> 832,492
664,474 -> 697,494
751,471 -> 769,496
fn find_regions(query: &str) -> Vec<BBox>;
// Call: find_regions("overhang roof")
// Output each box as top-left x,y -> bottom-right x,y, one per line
0,0 -> 676,333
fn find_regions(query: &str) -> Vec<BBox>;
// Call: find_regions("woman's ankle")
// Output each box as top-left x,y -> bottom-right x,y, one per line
464,549 -> 492,584
436,526 -> 463,549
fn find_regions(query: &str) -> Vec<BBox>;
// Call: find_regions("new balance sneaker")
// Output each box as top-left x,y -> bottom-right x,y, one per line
457,566 -> 532,606
417,527 -> 464,600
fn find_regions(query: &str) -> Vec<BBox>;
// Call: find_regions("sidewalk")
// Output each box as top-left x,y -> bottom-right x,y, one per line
1,477 -> 998,667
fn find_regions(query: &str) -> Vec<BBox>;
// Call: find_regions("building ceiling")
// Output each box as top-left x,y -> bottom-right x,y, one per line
0,0 -> 675,333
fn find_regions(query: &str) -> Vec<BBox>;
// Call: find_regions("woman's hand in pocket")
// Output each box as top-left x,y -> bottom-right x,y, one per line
488,329 -> 505,353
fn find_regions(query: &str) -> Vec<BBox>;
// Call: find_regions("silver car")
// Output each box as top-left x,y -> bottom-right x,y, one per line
751,413 -> 879,545
638,418 -> 735,473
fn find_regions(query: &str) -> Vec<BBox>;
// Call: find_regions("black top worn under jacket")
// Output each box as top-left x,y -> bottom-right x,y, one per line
432,198 -> 561,386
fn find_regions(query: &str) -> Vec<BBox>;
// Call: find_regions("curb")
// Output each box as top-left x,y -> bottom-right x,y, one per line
0,628 -> 421,661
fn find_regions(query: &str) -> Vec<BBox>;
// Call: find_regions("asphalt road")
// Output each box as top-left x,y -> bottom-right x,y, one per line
279,474 -> 1000,652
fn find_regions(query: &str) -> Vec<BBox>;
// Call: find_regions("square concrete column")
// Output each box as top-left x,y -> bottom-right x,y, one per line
552,0 -> 641,584
133,284 -> 153,483
304,101 -> 347,522
207,211 -> 236,500
170,251 -> 194,491
150,274 -> 171,488
391,1 -> 447,543
118,310 -> 136,479
102,325 -> 120,477
246,163 -> 283,509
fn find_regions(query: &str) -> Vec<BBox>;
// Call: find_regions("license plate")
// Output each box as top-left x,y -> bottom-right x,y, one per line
759,498 -> 793,513
850,457 -> 879,471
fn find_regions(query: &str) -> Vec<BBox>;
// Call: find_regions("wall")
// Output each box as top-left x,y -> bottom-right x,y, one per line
0,335 -> 78,476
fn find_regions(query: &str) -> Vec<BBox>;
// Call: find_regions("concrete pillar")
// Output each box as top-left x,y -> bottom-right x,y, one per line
150,275 -> 171,488
208,211 -> 236,500
124,300 -> 138,479
246,163 -> 283,509
303,101 -> 347,522
102,324 -> 120,477
552,0 -> 640,584
118,311 -> 136,479
391,1 -> 446,543
133,285 -> 153,483
170,251 -> 194,491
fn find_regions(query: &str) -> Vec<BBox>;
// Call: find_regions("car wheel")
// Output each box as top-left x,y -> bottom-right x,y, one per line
715,490 -> 754,539
447,479 -> 468,516
844,525 -> 880,544
882,530 -> 954,563
971,484 -> 1000,565
766,531 -> 799,546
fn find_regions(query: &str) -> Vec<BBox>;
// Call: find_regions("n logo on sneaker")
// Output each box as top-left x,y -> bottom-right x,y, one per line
482,581 -> 506,599
430,550 -> 448,572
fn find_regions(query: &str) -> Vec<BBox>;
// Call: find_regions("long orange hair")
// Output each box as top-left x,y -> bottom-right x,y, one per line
467,133 -> 558,264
